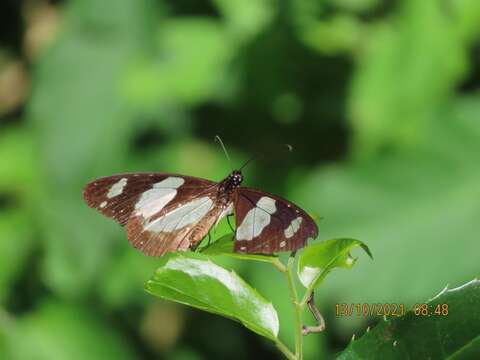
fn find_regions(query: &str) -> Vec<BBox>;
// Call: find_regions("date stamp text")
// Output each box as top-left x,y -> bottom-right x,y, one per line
335,303 -> 449,317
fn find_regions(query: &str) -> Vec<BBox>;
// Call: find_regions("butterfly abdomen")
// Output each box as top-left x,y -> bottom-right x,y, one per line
189,206 -> 224,246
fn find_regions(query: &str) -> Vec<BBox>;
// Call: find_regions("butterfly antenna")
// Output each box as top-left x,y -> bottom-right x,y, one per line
215,135 -> 233,170
239,144 -> 292,171
239,156 -> 256,170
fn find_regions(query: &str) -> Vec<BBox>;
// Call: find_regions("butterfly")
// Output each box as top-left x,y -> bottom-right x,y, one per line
83,168 -> 318,256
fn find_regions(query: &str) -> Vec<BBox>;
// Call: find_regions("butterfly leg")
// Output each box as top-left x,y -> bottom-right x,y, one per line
302,291 -> 326,335
206,232 -> 211,246
191,242 -> 201,252
226,214 -> 235,233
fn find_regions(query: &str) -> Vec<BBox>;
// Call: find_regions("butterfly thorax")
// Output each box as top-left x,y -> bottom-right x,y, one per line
188,171 -> 242,246
218,170 -> 242,194
217,170 -> 243,206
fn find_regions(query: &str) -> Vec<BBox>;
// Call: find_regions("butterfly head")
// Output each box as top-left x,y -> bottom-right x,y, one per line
228,170 -> 243,188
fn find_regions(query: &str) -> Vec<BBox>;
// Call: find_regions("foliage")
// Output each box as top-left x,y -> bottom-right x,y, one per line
145,253 -> 279,341
297,238 -> 372,289
338,279 -> 480,359
146,237 -> 372,359
145,237 -> 479,360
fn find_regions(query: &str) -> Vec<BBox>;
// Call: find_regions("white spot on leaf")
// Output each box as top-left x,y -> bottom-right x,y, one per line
279,241 -> 286,248
298,266 -> 321,287
100,201 -> 107,208
107,178 -> 128,198
346,255 -> 354,265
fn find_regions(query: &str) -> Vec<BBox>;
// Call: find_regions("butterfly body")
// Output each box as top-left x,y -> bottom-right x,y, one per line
83,169 -> 317,257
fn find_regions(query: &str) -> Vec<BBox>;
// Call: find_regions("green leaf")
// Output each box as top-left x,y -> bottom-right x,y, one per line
201,234 -> 278,264
145,252 -> 279,341
298,238 -> 372,289
337,279 -> 480,359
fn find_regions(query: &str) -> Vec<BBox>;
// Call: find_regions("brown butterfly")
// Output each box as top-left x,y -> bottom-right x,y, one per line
83,150 -> 318,257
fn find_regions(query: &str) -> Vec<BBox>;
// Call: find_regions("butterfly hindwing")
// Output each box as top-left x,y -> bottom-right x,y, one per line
233,188 -> 318,254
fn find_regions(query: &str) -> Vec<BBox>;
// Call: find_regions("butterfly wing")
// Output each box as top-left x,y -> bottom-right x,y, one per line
83,173 -> 221,255
233,187 -> 318,254
126,186 -> 226,256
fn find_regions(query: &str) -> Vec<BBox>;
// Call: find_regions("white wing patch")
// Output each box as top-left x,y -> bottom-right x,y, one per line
257,196 -> 276,213
284,217 -> 303,238
156,177 -> 185,188
107,178 -> 128,198
146,196 -> 213,232
135,177 -> 185,218
236,196 -> 276,241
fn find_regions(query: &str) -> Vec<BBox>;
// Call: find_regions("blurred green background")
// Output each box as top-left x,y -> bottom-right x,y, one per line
1,0 -> 479,359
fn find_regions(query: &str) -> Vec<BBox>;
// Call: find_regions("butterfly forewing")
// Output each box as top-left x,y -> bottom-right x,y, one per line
83,173 -> 216,224
233,188 -> 318,254
83,173 -> 222,255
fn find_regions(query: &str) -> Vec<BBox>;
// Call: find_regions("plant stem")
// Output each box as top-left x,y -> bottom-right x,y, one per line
272,257 -> 287,273
300,269 -> 329,307
275,339 -> 296,360
301,292 -> 326,335
286,254 -> 303,360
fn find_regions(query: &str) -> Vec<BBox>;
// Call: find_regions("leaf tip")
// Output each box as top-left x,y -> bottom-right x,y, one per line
360,243 -> 373,260
428,284 -> 449,302
144,279 -> 154,291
